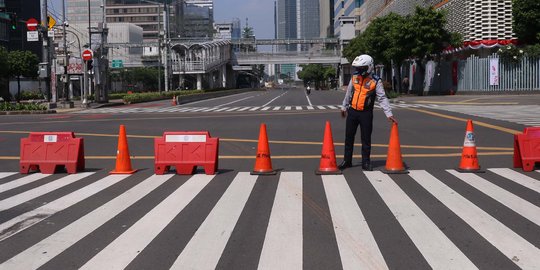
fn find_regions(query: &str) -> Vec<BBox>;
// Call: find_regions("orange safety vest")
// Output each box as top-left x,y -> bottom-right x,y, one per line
350,75 -> 377,111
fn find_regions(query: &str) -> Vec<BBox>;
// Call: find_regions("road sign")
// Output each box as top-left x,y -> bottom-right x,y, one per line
47,15 -> 56,30
27,31 -> 39,42
82,49 -> 93,61
26,18 -> 38,31
111,59 -> 123,68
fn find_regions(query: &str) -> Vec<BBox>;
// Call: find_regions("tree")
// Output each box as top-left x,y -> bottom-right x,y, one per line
0,46 -> 9,100
406,7 -> 456,59
7,50 -> 39,101
297,64 -> 336,89
343,7 -> 459,93
512,0 -> 540,45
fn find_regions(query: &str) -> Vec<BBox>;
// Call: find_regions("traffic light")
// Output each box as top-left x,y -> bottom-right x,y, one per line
86,59 -> 93,71
9,13 -> 17,30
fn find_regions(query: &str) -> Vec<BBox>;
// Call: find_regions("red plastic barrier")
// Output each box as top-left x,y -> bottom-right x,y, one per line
20,132 -> 85,174
514,127 -> 540,172
154,131 -> 219,175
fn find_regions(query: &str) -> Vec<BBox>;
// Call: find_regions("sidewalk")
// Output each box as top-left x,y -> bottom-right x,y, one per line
54,99 -> 124,113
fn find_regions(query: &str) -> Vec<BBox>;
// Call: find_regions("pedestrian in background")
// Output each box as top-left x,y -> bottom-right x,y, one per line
339,54 -> 397,171
402,76 -> 409,94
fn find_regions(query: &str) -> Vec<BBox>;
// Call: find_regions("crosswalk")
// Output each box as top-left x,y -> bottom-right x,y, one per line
72,103 -> 436,114
0,168 -> 539,269
419,104 -> 540,127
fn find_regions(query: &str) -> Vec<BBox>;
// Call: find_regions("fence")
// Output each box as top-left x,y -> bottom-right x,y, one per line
458,55 -> 540,92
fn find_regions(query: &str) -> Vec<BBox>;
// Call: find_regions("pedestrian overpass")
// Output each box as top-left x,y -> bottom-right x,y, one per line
107,38 -> 343,90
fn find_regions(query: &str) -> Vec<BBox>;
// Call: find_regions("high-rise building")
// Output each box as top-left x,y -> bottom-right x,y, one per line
319,0 -> 334,38
276,0 -> 297,40
67,0 -> 104,26
297,0 -> 319,39
333,0 -> 366,38
105,0 -> 173,42
177,0 -> 214,38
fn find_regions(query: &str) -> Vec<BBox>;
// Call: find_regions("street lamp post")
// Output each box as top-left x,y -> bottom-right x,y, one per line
140,0 -> 169,93
62,0 -> 69,102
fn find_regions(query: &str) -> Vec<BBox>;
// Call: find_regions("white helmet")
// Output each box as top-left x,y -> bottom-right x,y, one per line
352,54 -> 374,75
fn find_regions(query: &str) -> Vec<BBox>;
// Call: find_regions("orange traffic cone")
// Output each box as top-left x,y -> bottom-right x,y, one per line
251,123 -> 276,175
316,121 -> 341,175
172,95 -> 177,106
382,122 -> 408,174
110,125 -> 137,174
457,120 -> 483,173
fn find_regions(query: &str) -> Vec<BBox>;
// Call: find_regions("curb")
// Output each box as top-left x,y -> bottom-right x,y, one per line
0,110 -> 56,115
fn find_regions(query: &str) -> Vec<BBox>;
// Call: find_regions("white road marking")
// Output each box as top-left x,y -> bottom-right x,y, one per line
0,172 -> 16,180
262,91 -> 287,107
81,174 -> 214,270
258,172 -> 303,270
0,174 -> 128,241
216,96 -> 254,107
410,170 -> 540,269
0,173 -> 49,193
322,174 -> 388,270
171,173 -> 257,270
488,168 -> 540,193
366,171 -> 477,269
447,170 -> 540,226
0,174 -> 173,270
0,172 -> 94,211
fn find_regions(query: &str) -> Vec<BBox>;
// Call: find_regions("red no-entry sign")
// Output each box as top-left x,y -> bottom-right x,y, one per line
26,18 -> 39,31
82,49 -> 93,61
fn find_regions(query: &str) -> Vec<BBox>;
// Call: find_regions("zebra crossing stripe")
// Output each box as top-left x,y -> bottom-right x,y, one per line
0,174 -> 174,270
249,107 -> 261,111
295,106 -> 302,110
488,168 -> 540,193
0,173 -> 16,180
237,107 -> 251,111
284,106 -> 291,111
322,175 -> 387,270
365,171 -> 477,269
261,107 -> 270,111
214,107 -> 230,112
327,105 -> 339,109
258,172 -> 302,270
80,174 -> 214,270
409,170 -> 540,269
226,107 -> 240,112
317,106 -> 326,110
307,106 -> 314,110
0,174 -> 129,241
273,106 -> 281,111
447,170 -> 540,226
171,173 -> 257,270
0,173 -> 49,193
0,172 -> 94,211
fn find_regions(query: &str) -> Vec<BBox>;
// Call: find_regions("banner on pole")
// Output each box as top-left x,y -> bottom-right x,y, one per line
489,58 -> 499,86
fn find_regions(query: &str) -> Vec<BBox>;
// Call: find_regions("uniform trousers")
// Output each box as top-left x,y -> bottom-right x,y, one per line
344,107 -> 373,164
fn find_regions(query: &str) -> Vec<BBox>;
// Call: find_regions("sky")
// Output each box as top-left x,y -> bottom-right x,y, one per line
49,0 -> 276,39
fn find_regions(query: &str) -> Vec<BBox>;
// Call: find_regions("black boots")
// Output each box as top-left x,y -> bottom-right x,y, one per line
339,161 -> 373,171
362,162 -> 373,171
338,161 -> 352,170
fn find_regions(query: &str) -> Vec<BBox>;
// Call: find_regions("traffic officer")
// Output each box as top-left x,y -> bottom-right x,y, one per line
339,54 -> 397,171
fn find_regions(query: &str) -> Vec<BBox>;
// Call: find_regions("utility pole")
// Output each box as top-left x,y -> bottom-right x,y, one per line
40,0 -> 51,102
164,3 -> 169,92
157,3 -> 162,93
82,0 -> 91,107
62,0 -> 69,103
